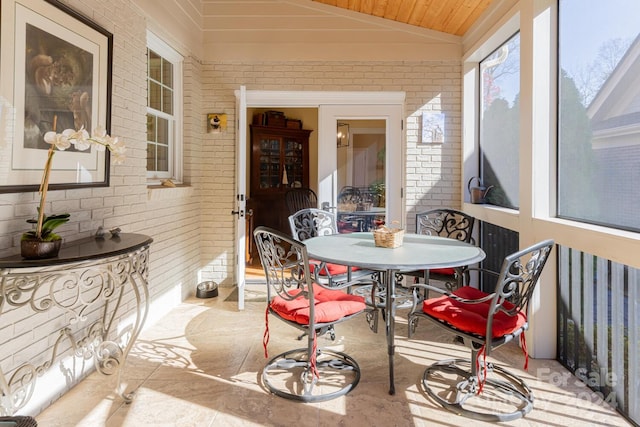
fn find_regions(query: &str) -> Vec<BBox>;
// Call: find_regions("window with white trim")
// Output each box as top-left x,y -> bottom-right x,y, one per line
479,32 -> 521,209
558,0 -> 640,232
146,31 -> 183,182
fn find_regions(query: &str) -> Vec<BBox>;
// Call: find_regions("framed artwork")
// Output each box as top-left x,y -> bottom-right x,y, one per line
421,112 -> 445,144
0,0 -> 113,193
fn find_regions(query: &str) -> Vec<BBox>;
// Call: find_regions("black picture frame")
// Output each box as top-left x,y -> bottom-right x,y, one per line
0,0 -> 113,193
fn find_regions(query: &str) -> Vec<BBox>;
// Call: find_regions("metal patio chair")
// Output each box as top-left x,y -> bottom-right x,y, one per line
288,208 -> 382,331
288,208 -> 376,288
404,208 -> 476,292
253,226 -> 367,402
407,239 -> 554,421
285,188 -> 317,216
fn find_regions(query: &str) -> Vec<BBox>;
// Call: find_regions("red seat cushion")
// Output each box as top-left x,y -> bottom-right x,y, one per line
337,222 -> 359,233
413,267 -> 456,278
428,267 -> 456,276
270,284 -> 366,325
422,286 -> 526,338
309,261 -> 360,277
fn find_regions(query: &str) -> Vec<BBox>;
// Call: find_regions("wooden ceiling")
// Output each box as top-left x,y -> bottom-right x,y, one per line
312,0 -> 495,36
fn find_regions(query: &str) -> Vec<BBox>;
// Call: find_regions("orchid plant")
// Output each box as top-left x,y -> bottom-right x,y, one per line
22,126 -> 126,242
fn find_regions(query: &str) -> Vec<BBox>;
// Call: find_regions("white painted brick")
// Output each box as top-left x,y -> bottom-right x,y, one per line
0,2 -> 464,416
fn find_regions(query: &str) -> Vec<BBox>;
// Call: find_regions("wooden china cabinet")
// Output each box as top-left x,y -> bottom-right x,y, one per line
248,124 -> 312,234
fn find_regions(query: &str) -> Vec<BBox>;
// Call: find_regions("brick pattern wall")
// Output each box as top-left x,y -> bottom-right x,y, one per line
0,2 -> 462,415
199,60 -> 462,279
0,0 -> 203,414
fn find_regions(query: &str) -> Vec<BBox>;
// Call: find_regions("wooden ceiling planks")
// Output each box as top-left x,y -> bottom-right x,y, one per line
312,0 -> 495,36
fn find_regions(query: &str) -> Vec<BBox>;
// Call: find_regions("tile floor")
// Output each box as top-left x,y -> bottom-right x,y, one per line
36,284 -> 631,427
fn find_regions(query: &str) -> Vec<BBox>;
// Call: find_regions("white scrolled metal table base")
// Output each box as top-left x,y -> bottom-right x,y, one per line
0,234 -> 152,415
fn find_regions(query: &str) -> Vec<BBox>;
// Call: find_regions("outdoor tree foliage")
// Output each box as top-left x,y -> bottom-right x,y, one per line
558,70 -> 598,221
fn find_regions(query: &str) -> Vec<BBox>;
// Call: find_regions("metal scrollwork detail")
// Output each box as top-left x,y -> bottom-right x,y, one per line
0,243 -> 151,415
95,341 -> 124,376
0,364 -> 37,416
366,308 -> 379,333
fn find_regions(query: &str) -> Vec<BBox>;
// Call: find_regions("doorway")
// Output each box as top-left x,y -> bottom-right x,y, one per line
234,88 -> 406,309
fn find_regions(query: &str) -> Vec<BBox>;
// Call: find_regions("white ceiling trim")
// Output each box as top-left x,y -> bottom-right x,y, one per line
240,90 -> 406,107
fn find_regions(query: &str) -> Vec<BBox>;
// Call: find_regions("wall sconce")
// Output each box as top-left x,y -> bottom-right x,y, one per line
207,113 -> 227,133
337,122 -> 350,147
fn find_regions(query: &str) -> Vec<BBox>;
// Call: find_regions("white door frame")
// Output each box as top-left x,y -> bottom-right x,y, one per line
234,86 -> 247,310
317,104 -> 405,227
234,89 -> 406,305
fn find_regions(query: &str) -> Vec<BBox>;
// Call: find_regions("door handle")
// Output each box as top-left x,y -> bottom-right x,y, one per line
231,210 -> 245,217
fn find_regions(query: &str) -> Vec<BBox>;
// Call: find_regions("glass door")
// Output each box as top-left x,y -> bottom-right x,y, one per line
336,120 -> 386,231
258,136 -> 281,190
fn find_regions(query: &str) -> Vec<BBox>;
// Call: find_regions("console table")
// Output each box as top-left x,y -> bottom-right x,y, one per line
0,233 -> 152,415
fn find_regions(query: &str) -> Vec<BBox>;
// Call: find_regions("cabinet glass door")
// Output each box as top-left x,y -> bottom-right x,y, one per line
283,138 -> 303,188
259,137 -> 281,190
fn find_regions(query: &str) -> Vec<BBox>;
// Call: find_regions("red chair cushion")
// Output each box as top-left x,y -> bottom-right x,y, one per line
415,267 -> 455,276
422,286 -> 527,338
270,284 -> 366,325
337,220 -> 361,233
309,261 -> 360,277
430,267 -> 456,276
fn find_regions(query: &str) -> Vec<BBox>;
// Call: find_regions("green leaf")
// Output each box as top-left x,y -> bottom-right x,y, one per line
41,217 -> 70,232
47,213 -> 71,220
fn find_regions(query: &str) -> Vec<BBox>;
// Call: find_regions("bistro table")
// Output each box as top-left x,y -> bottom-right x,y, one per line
304,232 -> 486,395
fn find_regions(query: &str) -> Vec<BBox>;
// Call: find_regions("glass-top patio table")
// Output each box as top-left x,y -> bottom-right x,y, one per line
304,232 -> 486,395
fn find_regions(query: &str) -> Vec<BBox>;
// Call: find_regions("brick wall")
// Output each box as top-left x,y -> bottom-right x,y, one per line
0,0 -> 203,414
0,1 -> 462,416
198,60 -> 462,282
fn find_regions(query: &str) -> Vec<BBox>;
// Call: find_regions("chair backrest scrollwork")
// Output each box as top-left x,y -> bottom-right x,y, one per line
253,226 -> 314,305
486,239 -> 555,338
416,209 -> 475,244
288,208 -> 338,241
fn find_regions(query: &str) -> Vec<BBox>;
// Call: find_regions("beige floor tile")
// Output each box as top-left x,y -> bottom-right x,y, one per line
35,284 -> 633,427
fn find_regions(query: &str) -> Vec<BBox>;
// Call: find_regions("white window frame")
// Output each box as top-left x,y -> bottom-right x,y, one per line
462,0 -> 640,361
462,11 -> 522,231
146,30 -> 183,183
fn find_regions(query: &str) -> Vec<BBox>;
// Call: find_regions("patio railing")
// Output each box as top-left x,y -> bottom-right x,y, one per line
558,245 -> 639,426
478,221 -> 518,292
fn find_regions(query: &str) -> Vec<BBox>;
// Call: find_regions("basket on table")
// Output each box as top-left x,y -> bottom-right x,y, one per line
373,225 -> 404,248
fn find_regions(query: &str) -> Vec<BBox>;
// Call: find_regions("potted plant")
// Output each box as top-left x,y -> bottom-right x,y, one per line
21,125 -> 125,259
369,181 -> 385,207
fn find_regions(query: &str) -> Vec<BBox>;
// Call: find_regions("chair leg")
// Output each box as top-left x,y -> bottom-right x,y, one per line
262,347 -> 360,402
298,325 -> 336,341
421,358 -> 533,422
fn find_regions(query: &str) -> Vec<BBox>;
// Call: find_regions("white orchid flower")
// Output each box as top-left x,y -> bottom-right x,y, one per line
109,137 -> 126,154
92,126 -> 107,138
65,128 -> 92,151
43,131 -> 71,150
33,124 -> 125,241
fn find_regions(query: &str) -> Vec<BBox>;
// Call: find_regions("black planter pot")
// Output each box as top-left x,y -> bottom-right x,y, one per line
20,239 -> 62,260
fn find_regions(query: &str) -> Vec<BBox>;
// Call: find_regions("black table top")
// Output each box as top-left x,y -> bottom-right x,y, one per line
0,233 -> 153,269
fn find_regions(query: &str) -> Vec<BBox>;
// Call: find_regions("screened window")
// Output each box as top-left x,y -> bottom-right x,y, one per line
146,31 -> 182,181
479,32 -> 521,209
558,0 -> 640,232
